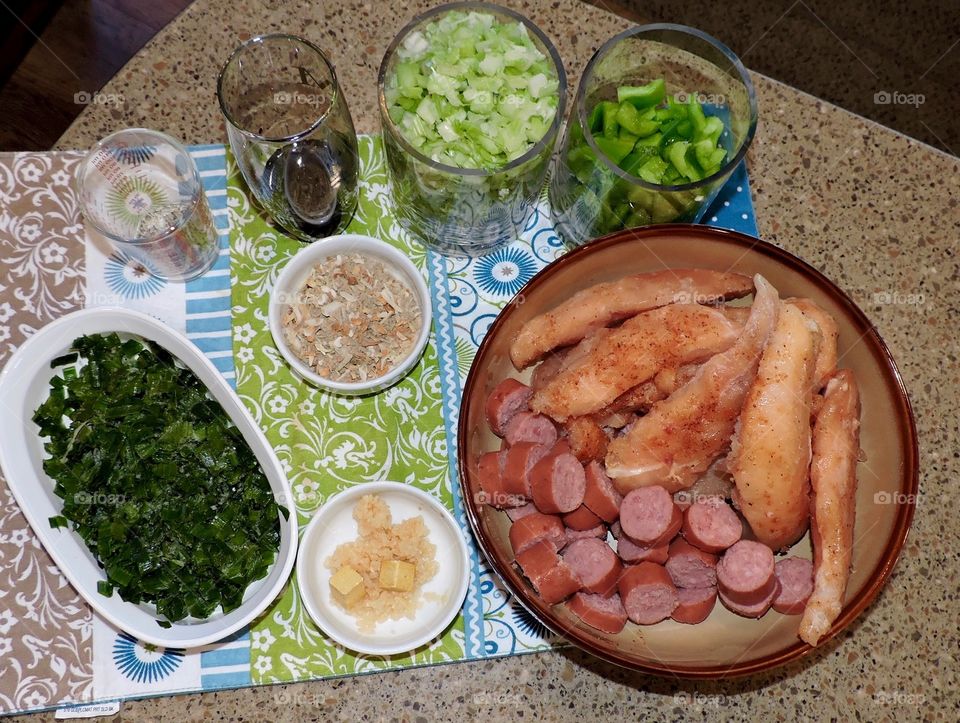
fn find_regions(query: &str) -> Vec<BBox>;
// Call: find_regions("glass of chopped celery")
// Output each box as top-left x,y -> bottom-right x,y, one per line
378,2 -> 566,255
548,24 -> 758,247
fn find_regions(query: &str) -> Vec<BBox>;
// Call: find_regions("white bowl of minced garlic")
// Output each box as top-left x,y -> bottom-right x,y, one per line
296,481 -> 470,655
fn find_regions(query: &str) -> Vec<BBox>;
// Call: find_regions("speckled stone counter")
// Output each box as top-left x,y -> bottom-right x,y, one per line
36,0 -> 960,721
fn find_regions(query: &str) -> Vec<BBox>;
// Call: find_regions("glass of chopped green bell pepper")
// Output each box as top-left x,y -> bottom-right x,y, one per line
549,24 -> 758,247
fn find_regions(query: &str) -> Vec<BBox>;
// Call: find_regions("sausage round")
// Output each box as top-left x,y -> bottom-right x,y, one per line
619,486 -> 682,546
562,537 -> 622,596
538,560 -> 583,604
567,592 -> 628,634
508,512 -> 566,556
618,562 -> 679,625
530,451 -> 586,514
505,411 -> 558,447
563,504 -> 603,531
671,586 -> 718,625
516,539 -> 559,585
486,378 -> 532,437
582,461 -> 622,523
665,538 -> 718,589
505,503 -> 538,522
502,442 -> 550,498
476,450 -> 522,509
564,524 -> 608,545
719,579 -> 780,618
612,521 -> 669,564
681,496 -> 743,553
772,557 -> 814,615
716,540 -> 777,606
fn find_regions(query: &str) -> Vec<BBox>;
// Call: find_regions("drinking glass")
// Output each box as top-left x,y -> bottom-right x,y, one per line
217,34 -> 359,242
549,24 -> 758,247
76,128 -> 219,280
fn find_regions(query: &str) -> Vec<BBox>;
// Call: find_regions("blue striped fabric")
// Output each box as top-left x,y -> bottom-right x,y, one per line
186,145 -> 235,389
187,145 -> 252,689
199,629 -> 252,689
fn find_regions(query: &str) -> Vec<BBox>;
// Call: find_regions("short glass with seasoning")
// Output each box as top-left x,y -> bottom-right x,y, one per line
217,34 -> 360,242
76,128 -> 220,280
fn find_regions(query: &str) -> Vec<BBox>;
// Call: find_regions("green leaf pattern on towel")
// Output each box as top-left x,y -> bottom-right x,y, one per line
228,138 -> 464,682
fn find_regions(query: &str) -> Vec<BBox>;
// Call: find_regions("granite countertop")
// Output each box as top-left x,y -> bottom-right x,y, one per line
26,0 -> 959,720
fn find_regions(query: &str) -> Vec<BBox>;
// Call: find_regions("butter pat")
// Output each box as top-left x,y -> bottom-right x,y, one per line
330,566 -> 365,608
379,560 -> 416,592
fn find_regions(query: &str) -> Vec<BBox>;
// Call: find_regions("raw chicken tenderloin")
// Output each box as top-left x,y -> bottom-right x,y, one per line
531,304 -> 743,421
510,269 -> 754,369
604,274 -> 780,494
729,302 -> 821,551
799,370 -> 861,646
786,297 -> 839,393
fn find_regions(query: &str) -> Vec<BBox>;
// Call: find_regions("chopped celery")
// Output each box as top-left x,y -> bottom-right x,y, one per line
386,9 -> 560,169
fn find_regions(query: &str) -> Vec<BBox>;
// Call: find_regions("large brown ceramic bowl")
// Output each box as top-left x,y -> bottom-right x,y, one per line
457,225 -> 918,678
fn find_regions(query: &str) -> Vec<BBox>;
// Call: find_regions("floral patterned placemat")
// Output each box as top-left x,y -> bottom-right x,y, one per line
0,137 -> 758,715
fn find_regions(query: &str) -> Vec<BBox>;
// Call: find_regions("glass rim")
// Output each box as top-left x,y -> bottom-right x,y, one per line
376,0 -> 568,178
576,22 -> 759,192
75,127 -> 205,246
216,33 -> 341,143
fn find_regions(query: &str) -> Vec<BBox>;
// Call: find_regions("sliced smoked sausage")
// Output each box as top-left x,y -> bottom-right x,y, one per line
671,586 -> 718,625
772,557 -> 814,615
508,512 -> 566,555
563,504 -> 603,531
611,521 -> 668,564
486,379 -> 532,437
476,450 -> 521,509
618,562 -> 679,625
681,496 -> 743,553
502,442 -> 550,498
716,540 -> 777,606
530,450 -> 586,514
665,538 -> 718,589
619,486 -> 682,546
562,537 -> 622,596
567,592 -> 628,634
719,579 -> 780,618
582,461 -> 622,523
504,411 -> 558,447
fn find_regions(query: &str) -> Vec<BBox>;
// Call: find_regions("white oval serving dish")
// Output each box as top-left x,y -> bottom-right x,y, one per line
0,308 -> 298,648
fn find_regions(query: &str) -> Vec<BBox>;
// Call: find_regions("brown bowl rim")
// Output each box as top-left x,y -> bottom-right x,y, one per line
456,223 -> 919,679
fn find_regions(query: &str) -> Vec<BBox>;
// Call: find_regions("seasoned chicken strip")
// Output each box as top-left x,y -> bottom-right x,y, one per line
605,275 -> 780,494
799,370 -> 861,646
786,297 -> 839,392
531,304 -> 744,421
729,303 -> 821,551
510,269 -> 754,369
